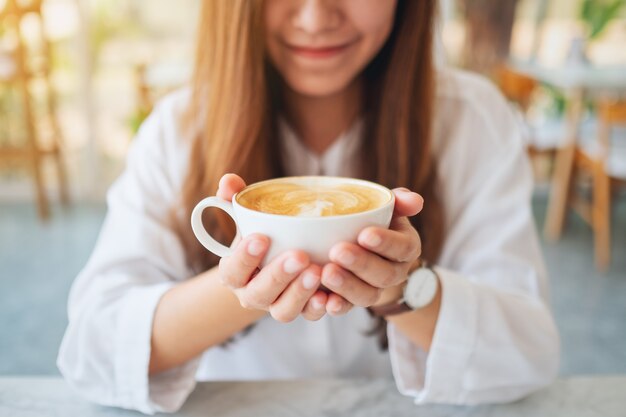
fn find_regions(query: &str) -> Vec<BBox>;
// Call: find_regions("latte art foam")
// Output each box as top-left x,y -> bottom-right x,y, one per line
237,182 -> 388,217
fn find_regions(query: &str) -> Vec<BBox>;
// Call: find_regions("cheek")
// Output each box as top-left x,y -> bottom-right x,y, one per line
263,0 -> 290,70
349,2 -> 397,61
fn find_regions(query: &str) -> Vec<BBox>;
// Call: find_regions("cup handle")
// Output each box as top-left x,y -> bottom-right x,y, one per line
191,196 -> 240,258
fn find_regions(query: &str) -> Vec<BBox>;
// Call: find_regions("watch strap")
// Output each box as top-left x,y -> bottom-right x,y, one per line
367,260 -> 431,318
367,300 -> 412,317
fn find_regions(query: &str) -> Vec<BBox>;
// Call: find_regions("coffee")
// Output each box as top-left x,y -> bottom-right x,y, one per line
237,180 -> 389,217
192,176 -> 394,264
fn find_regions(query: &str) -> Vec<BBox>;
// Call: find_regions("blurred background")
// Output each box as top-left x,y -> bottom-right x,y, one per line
1,0 -> 625,377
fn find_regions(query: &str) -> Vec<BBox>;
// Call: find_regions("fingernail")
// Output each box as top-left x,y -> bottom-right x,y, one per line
302,272 -> 319,290
364,232 -> 382,248
338,250 -> 355,266
327,272 -> 343,288
312,298 -> 323,310
330,302 -> 342,313
399,188 -> 418,197
284,257 -> 306,274
247,239 -> 266,256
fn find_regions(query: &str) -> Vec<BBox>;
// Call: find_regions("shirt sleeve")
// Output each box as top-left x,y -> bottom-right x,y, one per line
57,95 -> 201,414
387,72 -> 560,405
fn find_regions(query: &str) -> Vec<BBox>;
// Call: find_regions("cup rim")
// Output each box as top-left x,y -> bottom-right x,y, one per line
233,176 -> 395,220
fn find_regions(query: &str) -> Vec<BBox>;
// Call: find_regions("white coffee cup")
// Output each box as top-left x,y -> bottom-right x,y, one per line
191,176 -> 395,265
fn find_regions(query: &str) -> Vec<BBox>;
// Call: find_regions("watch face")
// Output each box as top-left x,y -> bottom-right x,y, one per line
404,268 -> 438,309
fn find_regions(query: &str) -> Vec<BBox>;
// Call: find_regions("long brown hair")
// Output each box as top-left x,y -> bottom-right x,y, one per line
179,0 -> 444,292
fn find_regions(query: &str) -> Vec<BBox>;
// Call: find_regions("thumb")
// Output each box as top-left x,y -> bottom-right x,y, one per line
391,188 -> 424,217
216,173 -> 247,201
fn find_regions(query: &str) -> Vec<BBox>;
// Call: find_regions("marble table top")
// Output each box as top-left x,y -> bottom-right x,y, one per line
1,376 -> 625,417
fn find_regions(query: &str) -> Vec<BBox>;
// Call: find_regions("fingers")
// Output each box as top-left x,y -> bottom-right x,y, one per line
357,220 -> 421,263
329,242 -> 406,289
269,265 -> 322,323
219,234 -> 270,288
301,290 -> 329,321
320,263 -> 382,307
216,173 -> 247,201
392,188 -> 424,217
325,292 -> 353,316
239,250 -> 310,309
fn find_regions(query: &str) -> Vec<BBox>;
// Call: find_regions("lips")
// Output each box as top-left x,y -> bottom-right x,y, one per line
286,41 -> 355,59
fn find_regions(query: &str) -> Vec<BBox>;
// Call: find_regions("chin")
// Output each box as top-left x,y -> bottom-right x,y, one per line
284,74 -> 354,98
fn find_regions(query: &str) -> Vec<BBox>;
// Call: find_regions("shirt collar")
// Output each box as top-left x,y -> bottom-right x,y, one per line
278,116 -> 364,177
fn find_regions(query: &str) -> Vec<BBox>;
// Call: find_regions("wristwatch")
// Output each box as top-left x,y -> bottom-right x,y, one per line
368,262 -> 439,317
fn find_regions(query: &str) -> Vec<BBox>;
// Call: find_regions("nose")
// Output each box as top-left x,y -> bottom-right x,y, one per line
292,0 -> 341,34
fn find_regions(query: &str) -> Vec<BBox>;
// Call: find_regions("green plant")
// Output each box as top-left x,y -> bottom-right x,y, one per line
126,107 -> 150,135
88,0 -> 142,69
540,83 -> 596,118
541,84 -> 567,117
581,0 -> 626,40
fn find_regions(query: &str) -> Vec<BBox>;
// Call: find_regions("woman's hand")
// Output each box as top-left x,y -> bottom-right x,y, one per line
320,188 -> 424,315
216,174 -> 329,323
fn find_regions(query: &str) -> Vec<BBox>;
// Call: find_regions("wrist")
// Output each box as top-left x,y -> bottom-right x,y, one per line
368,260 -> 440,320
371,282 -> 404,307
370,259 -> 423,308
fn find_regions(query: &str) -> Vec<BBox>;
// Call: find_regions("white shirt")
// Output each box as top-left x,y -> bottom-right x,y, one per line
57,68 -> 560,414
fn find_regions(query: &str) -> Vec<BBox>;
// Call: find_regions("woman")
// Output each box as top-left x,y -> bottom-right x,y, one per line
58,0 -> 560,414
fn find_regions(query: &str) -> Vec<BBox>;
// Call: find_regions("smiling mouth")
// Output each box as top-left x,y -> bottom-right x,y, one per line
286,40 -> 356,59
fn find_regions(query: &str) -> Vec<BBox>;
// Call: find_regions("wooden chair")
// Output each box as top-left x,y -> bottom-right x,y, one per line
568,98 -> 626,271
133,61 -> 190,126
497,65 -> 537,113
496,65 -> 565,181
0,0 -> 68,220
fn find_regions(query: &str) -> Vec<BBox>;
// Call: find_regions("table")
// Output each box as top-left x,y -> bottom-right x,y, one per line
510,61 -> 626,242
1,376 -> 626,417
511,63 -> 626,92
